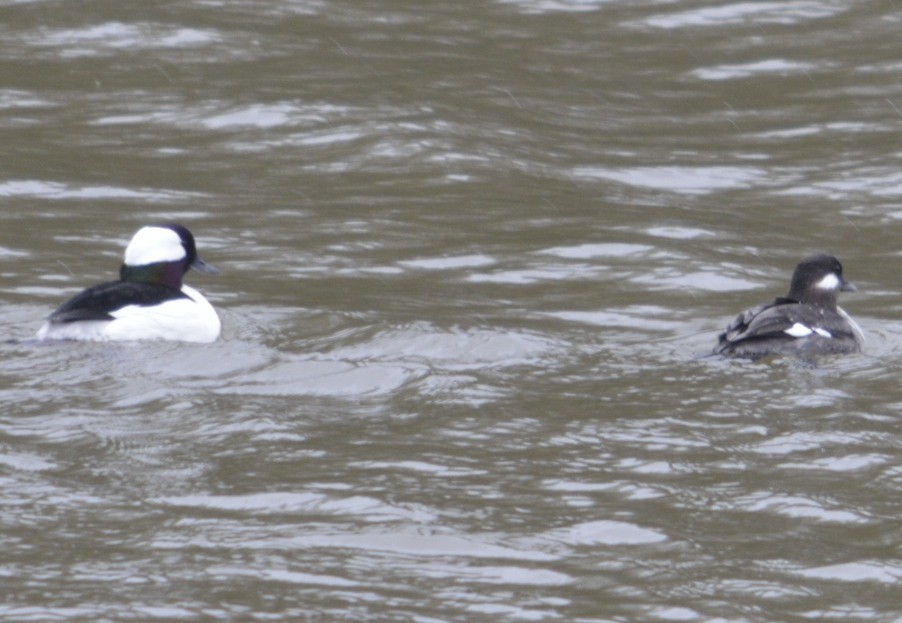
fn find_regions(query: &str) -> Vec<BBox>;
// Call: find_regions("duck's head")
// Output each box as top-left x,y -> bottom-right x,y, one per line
787,253 -> 856,307
120,224 -> 218,288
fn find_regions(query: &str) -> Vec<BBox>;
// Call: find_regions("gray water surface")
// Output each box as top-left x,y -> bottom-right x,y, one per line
2,1 -> 901,621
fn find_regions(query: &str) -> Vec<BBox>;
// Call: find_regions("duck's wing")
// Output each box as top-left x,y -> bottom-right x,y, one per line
46,281 -> 188,324
714,298 -> 798,353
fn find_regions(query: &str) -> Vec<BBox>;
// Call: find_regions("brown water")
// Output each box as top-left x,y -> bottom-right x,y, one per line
2,1 -> 901,621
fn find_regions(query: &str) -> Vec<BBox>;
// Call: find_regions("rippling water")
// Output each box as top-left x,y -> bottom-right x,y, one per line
2,1 -> 901,621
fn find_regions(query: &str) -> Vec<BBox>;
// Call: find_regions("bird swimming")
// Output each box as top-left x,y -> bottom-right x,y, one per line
713,253 -> 863,359
36,224 -> 221,343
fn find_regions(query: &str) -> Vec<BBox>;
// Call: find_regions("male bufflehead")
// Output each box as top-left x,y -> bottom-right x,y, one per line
36,224 -> 221,343
714,253 -> 864,359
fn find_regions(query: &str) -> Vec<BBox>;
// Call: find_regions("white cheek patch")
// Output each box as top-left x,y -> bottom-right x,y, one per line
815,272 -> 841,290
123,226 -> 186,266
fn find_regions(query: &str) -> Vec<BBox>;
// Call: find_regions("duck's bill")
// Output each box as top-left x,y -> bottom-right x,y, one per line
191,256 -> 220,274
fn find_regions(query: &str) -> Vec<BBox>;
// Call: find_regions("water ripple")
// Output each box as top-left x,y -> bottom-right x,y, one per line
153,491 -> 437,523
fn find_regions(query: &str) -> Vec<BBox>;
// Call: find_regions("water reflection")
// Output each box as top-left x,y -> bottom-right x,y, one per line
635,2 -> 844,29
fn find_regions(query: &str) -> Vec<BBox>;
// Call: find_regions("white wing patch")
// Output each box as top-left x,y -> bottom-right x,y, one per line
784,323 -> 832,339
785,323 -> 813,337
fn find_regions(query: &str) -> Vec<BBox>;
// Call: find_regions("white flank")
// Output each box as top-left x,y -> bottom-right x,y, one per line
813,327 -> 832,338
36,285 -> 220,343
36,320 -> 112,341
123,226 -> 186,266
105,285 -> 220,342
815,272 -> 840,290
784,323 -> 813,337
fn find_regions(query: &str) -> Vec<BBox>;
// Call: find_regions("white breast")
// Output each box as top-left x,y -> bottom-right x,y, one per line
104,285 -> 220,342
837,306 -> 865,344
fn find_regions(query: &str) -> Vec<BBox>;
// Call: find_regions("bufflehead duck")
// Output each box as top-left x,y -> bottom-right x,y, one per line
714,253 -> 864,359
36,224 -> 221,343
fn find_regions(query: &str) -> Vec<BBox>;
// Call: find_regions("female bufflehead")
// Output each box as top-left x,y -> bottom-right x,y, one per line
36,224 -> 221,343
714,253 -> 864,359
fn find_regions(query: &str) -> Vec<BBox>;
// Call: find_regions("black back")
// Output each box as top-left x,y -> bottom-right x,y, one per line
47,280 -> 189,323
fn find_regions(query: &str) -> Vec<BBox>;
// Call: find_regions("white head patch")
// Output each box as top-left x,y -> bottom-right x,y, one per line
815,272 -> 841,290
123,226 -> 185,266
